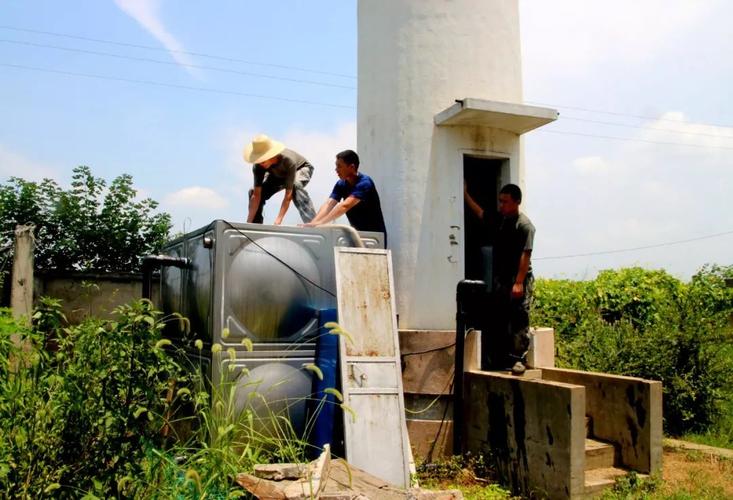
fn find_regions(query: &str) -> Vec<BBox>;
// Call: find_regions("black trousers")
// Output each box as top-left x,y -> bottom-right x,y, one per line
479,274 -> 534,370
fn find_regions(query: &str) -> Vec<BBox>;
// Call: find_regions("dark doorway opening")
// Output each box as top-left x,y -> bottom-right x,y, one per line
463,156 -> 503,281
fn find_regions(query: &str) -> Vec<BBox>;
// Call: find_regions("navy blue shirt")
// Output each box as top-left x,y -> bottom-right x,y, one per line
330,173 -> 387,237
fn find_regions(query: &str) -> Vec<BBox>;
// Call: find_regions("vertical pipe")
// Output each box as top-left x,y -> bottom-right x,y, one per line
453,279 -> 485,455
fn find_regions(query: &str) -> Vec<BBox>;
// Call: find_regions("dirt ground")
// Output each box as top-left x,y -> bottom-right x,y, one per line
660,448 -> 733,498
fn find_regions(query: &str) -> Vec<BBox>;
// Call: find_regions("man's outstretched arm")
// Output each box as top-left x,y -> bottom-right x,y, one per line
247,186 -> 262,223
274,189 -> 293,225
303,198 -> 339,226
464,183 -> 484,219
304,196 -> 360,226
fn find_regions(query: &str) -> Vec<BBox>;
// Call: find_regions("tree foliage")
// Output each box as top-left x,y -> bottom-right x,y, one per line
533,265 -> 733,436
0,166 -> 171,273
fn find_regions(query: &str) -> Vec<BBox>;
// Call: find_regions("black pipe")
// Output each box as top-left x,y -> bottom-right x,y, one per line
453,279 -> 486,455
141,255 -> 190,300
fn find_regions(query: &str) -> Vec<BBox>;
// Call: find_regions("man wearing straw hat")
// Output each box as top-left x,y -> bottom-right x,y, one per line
244,134 -> 316,224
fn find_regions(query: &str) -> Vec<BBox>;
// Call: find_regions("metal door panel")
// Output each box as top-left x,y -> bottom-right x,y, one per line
334,247 -> 410,488
346,393 -> 407,484
344,361 -> 398,389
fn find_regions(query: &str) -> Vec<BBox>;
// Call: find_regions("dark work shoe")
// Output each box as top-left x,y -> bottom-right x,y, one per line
511,361 -> 526,375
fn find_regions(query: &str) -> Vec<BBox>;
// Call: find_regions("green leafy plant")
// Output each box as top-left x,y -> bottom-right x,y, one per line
599,471 -> 661,499
416,454 -> 513,500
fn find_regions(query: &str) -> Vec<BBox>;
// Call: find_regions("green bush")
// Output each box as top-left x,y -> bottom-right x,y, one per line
532,278 -> 595,339
593,268 -> 684,329
0,299 -> 327,498
533,266 -> 733,436
0,300 -> 192,497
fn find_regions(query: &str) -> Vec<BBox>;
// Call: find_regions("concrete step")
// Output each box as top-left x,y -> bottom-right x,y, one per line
489,368 -> 542,379
585,438 -> 615,470
584,467 -> 649,497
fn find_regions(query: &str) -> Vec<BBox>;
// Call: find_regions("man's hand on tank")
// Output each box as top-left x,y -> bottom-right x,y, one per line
511,282 -> 524,299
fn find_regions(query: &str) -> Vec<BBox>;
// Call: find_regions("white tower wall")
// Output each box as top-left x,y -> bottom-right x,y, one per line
358,0 -> 526,329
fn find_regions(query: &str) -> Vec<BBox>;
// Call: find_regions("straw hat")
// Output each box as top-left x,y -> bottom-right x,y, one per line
243,134 -> 285,164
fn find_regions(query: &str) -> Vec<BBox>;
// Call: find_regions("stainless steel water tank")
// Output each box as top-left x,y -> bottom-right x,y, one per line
159,220 -> 385,430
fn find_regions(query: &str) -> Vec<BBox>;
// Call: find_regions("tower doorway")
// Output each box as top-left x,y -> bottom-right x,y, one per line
463,155 -> 504,281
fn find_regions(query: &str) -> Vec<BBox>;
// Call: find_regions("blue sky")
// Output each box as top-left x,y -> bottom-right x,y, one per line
1,1 -> 732,280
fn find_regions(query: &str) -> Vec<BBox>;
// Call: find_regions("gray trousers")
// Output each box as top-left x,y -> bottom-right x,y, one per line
249,164 -> 316,223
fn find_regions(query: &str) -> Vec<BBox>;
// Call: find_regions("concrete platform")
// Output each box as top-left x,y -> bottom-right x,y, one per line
663,438 -> 733,459
399,329 -> 662,498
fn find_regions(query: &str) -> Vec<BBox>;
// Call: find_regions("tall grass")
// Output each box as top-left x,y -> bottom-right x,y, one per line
0,299 -> 346,498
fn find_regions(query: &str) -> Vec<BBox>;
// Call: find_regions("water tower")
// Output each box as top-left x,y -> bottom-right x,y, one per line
358,0 -> 557,329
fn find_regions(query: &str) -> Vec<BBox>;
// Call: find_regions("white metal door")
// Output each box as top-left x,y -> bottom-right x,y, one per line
334,247 -> 411,488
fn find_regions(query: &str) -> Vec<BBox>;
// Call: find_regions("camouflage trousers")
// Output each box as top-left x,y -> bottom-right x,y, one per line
249,164 -> 316,223
480,274 -> 534,370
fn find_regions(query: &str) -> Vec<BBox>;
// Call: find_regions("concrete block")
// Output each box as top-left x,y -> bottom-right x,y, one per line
487,369 -> 542,380
254,463 -> 305,480
584,439 -> 615,470
541,368 -> 662,474
399,330 -> 455,395
464,371 -> 586,499
527,327 -> 555,368
404,394 -> 452,421
11,225 -> 34,325
584,467 -> 645,497
406,419 -> 453,460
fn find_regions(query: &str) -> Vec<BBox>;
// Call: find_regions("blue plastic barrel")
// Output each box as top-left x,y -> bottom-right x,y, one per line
307,308 -> 339,457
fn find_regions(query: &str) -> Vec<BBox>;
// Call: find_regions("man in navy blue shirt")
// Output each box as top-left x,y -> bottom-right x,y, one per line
303,150 -> 387,243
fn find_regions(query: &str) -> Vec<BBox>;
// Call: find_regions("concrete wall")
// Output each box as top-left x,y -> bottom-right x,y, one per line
464,371 -> 586,499
407,126 -> 521,329
358,0 -> 524,330
541,367 -> 663,474
400,329 -> 455,459
34,272 -> 159,324
400,327 -> 551,461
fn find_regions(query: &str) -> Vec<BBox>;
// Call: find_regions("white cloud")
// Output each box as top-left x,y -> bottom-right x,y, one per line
526,107 -> 733,280
638,111 -> 733,150
163,186 -> 229,209
521,0 -> 719,77
573,156 -> 609,175
114,0 -> 200,77
0,145 -> 59,182
161,186 -> 232,233
279,122 -> 357,168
